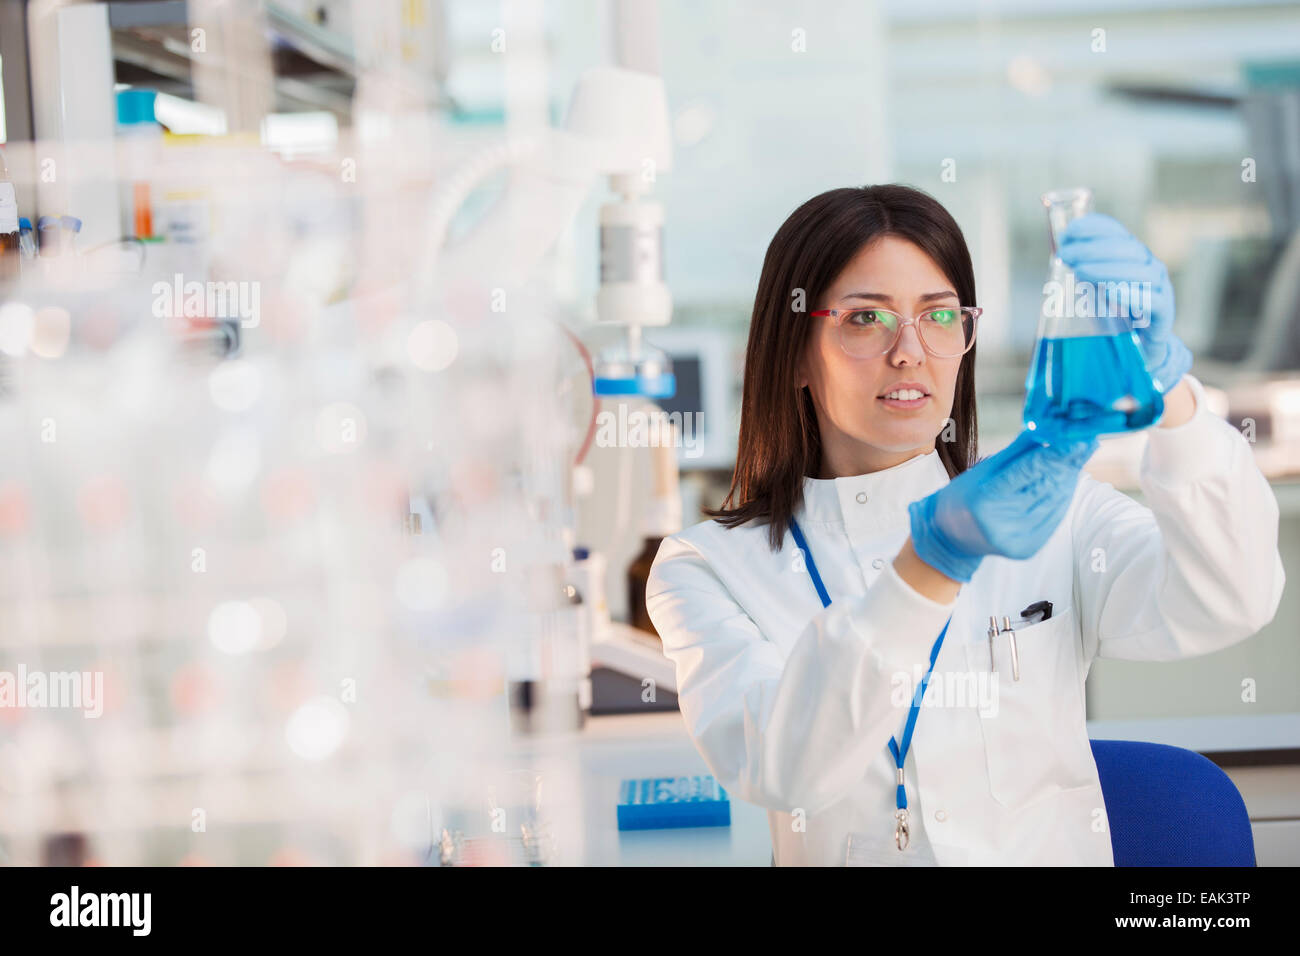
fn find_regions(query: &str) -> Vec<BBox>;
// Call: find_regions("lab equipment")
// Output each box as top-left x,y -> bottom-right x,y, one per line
506,563 -> 591,735
1024,333 -> 1165,441
420,62 -> 677,690
37,216 -> 61,256
570,546 -> 611,642
116,89 -> 162,242
574,70 -> 675,400
641,325 -> 737,470
27,2 -> 123,251
593,336 -> 676,399
1058,212 -> 1193,394
0,217 -> 17,280
60,216 -> 83,252
576,70 -> 683,626
907,429 -> 1098,583
0,0 -> 681,867
438,769 -> 556,866
616,776 -> 730,830
18,218 -> 36,261
0,157 -> 18,280
1024,188 -> 1164,442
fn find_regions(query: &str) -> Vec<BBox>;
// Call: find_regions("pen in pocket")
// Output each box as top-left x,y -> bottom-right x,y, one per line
986,601 -> 1053,681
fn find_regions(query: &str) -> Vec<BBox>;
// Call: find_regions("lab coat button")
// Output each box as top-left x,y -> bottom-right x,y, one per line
855,492 -> 868,503
871,558 -> 884,569
935,810 -> 947,822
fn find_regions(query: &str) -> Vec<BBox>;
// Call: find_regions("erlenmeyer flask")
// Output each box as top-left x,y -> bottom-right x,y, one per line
1023,187 -> 1164,442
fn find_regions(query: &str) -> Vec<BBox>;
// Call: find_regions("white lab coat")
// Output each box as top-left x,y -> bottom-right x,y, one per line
645,374 -> 1285,866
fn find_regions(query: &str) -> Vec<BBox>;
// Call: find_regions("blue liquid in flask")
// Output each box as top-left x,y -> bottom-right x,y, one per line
1024,333 -> 1164,443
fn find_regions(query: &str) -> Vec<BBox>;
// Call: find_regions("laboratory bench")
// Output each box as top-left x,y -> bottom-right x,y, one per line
565,710 -> 772,866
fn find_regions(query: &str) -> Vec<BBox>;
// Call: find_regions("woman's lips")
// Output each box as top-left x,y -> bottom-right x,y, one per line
878,393 -> 930,409
878,395 -> 930,408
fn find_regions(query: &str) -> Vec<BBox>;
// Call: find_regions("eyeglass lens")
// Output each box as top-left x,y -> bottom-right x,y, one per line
839,308 -> 974,357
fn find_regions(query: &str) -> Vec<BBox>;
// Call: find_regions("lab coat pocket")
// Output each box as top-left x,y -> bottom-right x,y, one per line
962,610 -> 1096,812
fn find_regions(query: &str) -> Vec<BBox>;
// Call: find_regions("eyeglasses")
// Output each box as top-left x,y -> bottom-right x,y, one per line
810,306 -> 982,359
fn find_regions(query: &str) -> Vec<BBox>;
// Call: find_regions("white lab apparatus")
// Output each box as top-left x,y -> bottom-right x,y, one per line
569,548 -> 611,644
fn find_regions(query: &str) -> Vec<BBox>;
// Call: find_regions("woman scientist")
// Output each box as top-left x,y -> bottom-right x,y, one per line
644,184 -> 1285,866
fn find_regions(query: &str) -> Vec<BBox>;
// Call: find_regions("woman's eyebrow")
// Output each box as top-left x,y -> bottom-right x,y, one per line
842,290 -> 958,303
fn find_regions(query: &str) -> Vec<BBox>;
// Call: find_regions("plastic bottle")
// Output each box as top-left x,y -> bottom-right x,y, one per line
18,218 -> 36,261
37,215 -> 61,257
60,216 -> 83,255
116,89 -> 163,242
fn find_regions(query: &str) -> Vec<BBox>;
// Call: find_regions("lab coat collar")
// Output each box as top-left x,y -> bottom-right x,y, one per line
797,449 -> 950,532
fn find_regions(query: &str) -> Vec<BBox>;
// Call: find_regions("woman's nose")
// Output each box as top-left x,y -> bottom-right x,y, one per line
888,322 -> 926,365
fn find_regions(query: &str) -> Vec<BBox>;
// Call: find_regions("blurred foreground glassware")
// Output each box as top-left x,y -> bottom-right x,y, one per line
437,768 -> 554,866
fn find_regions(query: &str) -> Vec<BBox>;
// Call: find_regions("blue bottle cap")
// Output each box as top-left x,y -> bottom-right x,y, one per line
37,215 -> 60,230
116,89 -> 158,126
18,217 -> 32,231
60,216 -> 82,232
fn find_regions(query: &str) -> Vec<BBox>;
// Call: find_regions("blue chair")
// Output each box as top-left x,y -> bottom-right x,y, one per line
1089,739 -> 1256,866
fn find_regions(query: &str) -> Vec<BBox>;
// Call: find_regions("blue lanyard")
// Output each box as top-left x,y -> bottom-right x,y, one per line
788,517 -> 951,851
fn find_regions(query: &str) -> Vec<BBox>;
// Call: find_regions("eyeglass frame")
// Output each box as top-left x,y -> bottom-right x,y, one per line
809,305 -> 983,358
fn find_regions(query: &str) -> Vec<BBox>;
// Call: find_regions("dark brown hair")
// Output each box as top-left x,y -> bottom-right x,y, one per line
706,184 -> 980,551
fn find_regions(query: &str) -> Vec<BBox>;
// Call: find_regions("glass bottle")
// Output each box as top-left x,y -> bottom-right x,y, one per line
1023,187 -> 1164,442
0,148 -> 19,282
627,535 -> 664,639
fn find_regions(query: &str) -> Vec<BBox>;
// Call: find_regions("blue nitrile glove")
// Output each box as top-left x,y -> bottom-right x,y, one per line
1057,212 -> 1193,393
907,431 -> 1098,583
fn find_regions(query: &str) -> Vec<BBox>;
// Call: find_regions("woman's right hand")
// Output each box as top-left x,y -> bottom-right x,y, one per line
907,430 -> 1098,583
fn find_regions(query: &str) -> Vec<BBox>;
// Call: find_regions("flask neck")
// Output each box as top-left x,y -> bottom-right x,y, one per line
1042,187 -> 1093,256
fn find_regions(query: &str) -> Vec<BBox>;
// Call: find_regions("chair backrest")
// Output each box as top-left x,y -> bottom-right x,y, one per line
1089,739 -> 1256,866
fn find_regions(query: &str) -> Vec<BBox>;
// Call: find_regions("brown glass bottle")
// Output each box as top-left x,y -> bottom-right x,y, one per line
627,535 -> 665,639
0,232 -> 19,281
0,183 -> 19,281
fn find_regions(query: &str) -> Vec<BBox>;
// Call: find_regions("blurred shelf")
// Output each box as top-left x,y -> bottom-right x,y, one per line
109,0 -> 359,117
107,1 -> 451,118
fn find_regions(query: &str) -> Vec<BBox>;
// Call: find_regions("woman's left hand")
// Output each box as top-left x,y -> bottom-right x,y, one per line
1058,213 -> 1193,392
